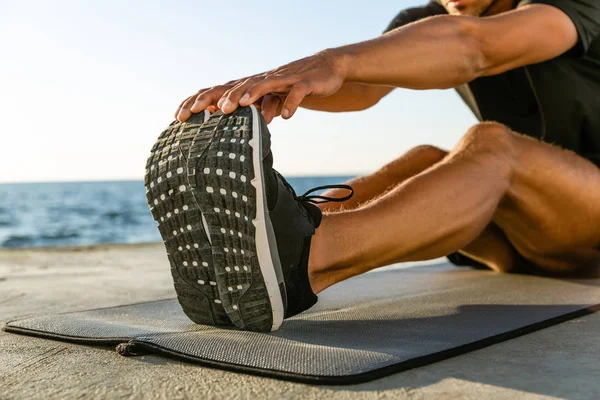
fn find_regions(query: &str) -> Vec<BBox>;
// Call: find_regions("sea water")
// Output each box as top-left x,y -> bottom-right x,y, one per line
0,177 -> 353,248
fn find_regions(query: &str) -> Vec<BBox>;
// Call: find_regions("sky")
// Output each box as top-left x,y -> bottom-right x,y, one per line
0,0 -> 477,183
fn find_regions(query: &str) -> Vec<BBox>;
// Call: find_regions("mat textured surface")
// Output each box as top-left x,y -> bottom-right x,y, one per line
4,263 -> 600,384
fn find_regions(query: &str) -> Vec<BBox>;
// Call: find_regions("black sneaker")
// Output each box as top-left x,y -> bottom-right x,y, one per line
145,110 -> 233,327
183,105 -> 353,331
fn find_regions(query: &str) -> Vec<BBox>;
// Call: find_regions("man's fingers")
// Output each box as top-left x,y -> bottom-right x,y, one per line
188,85 -> 229,115
281,81 -> 310,119
176,95 -> 200,122
240,75 -> 298,108
219,77 -> 262,114
260,95 -> 282,124
174,96 -> 193,120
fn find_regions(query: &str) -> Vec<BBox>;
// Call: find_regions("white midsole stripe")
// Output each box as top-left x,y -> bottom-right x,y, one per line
248,105 -> 284,331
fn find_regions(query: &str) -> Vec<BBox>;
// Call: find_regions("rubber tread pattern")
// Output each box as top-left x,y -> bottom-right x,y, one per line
185,108 -> 273,332
144,112 -> 231,327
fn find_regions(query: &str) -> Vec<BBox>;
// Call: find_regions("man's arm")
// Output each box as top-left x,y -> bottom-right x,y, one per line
343,4 -> 578,88
178,4 -> 578,122
297,83 -> 393,112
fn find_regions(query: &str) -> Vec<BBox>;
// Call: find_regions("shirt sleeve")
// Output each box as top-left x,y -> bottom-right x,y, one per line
518,0 -> 600,56
384,1 -> 447,34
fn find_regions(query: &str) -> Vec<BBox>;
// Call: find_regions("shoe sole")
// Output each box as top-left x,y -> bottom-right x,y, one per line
185,105 -> 284,332
144,110 -> 232,327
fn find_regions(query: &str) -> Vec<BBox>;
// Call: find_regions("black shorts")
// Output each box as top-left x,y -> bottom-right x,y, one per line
588,154 -> 600,169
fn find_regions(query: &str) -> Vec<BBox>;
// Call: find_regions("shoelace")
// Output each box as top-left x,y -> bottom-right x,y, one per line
274,170 -> 354,205
298,184 -> 354,204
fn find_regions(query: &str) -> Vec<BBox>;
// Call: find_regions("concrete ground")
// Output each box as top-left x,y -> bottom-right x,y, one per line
0,243 -> 598,400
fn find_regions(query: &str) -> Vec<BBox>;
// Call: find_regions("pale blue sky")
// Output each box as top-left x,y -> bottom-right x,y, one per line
0,0 -> 477,183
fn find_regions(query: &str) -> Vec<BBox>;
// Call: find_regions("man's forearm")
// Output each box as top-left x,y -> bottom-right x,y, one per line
297,15 -> 482,114
335,15 -> 483,90
300,83 -> 393,112
296,15 -> 479,113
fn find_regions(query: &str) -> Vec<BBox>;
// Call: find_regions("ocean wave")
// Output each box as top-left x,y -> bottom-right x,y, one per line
40,232 -> 80,240
0,218 -> 15,227
2,235 -> 35,248
101,210 -> 140,224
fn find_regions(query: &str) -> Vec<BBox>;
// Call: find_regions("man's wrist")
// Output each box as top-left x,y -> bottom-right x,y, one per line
320,47 -> 358,83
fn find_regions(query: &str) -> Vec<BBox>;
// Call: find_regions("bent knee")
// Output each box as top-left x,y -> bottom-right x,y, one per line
462,122 -> 514,150
453,122 -> 517,166
407,145 -> 448,163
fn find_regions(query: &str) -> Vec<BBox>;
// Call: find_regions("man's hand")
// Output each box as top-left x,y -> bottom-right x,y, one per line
175,50 -> 349,123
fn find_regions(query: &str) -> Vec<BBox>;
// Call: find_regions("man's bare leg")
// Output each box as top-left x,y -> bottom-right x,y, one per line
319,142 -> 523,274
318,145 -> 448,213
308,122 -> 600,293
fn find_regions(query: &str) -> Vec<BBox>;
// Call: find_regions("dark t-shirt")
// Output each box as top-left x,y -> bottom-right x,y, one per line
384,0 -> 600,166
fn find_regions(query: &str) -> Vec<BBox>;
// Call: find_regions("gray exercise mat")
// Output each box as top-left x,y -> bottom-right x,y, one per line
5,263 -> 600,384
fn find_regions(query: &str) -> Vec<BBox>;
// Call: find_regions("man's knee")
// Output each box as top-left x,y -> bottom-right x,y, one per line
407,145 -> 448,162
453,122 -> 517,164
378,145 -> 447,179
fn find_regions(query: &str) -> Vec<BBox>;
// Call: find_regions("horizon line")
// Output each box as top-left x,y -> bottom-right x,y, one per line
0,173 -> 361,185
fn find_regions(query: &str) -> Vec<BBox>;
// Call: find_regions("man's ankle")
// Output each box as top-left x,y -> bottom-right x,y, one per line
308,214 -> 342,294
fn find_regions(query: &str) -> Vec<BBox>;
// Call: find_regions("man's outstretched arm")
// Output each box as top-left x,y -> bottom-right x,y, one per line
176,78 -> 393,124
177,4 -> 577,122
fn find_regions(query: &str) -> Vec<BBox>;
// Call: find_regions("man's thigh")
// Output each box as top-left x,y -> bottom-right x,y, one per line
489,132 -> 600,275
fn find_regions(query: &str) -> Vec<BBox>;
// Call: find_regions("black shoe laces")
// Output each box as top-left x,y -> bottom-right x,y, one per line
298,184 -> 354,204
274,170 -> 354,205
